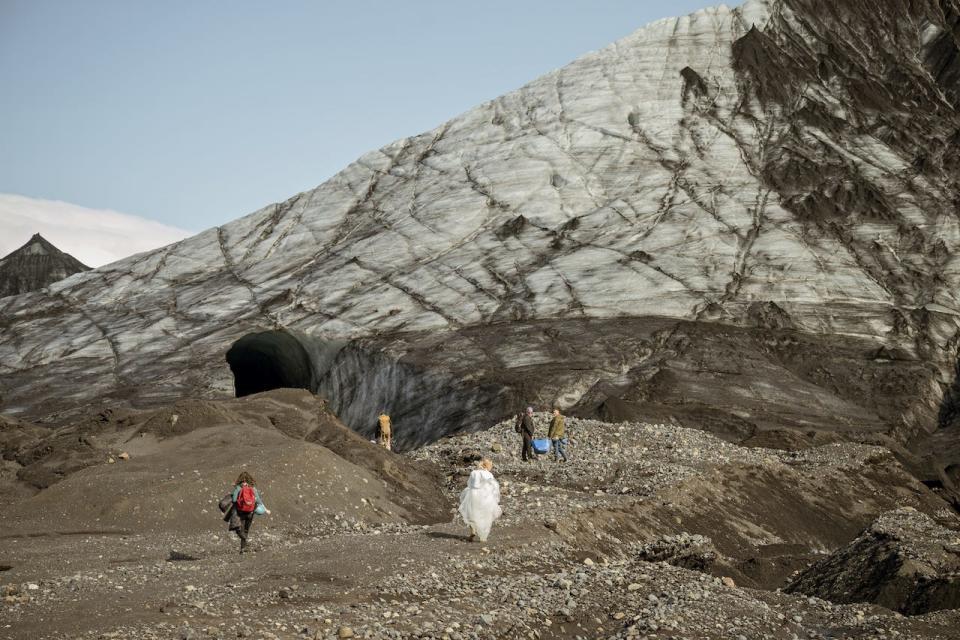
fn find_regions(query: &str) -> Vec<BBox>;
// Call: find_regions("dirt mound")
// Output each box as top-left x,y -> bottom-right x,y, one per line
0,389 -> 448,534
135,389 -> 449,523
0,415 -> 49,501
1,406 -> 146,491
786,507 -> 960,615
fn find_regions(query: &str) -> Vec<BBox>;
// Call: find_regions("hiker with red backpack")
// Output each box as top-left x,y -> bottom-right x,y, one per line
225,471 -> 270,553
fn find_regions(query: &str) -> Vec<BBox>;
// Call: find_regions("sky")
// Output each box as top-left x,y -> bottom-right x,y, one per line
0,0 -> 736,264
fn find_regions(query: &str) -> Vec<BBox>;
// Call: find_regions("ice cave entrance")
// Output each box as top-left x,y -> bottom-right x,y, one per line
225,330 -> 315,398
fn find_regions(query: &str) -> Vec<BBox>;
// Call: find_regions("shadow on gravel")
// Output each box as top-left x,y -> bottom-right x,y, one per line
0,529 -> 131,539
425,531 -> 472,542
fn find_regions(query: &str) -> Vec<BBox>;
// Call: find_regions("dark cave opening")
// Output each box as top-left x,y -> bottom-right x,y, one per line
225,330 -> 316,398
224,330 -> 511,451
938,357 -> 960,432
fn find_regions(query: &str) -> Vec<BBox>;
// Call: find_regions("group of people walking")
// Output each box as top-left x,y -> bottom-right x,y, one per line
517,407 -> 568,462
221,407 -> 568,552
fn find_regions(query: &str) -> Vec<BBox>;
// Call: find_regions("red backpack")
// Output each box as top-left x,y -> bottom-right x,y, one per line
236,484 -> 256,513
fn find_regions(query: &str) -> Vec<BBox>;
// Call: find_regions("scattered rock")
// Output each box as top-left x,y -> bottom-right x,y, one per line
635,533 -> 717,571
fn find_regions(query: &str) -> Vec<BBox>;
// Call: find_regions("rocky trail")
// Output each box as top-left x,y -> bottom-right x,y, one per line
3,395 -> 960,639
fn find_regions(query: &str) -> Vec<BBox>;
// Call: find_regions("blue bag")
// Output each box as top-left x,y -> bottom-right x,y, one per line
531,438 -> 551,454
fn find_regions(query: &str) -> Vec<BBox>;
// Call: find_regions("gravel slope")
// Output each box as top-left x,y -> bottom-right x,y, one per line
3,409 -> 959,639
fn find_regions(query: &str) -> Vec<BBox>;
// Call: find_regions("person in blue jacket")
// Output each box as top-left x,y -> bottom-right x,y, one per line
230,471 -> 270,553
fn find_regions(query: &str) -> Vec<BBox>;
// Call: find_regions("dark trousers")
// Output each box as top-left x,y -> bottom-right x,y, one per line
521,433 -> 534,461
236,511 -> 255,548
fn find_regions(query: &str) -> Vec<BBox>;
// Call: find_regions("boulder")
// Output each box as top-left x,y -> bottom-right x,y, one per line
785,508 -> 960,615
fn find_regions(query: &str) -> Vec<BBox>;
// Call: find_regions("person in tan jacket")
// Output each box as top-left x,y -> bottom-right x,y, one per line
548,408 -> 567,462
377,412 -> 392,451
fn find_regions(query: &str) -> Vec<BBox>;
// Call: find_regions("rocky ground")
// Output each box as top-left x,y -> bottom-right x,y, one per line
2,401 -> 960,639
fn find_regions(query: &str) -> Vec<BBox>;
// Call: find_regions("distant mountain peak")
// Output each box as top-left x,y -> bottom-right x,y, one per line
0,233 -> 90,298
15,233 -> 59,256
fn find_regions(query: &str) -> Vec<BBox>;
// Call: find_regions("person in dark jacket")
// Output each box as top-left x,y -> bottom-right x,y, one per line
518,407 -> 535,462
227,471 -> 270,554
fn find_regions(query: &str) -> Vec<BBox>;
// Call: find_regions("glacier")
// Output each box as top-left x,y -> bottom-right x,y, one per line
2,0 -> 960,499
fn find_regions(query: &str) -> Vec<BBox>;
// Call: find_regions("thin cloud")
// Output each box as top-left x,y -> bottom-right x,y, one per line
0,193 -> 194,268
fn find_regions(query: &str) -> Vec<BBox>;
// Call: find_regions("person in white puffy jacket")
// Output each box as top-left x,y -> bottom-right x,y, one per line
458,458 -> 502,542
